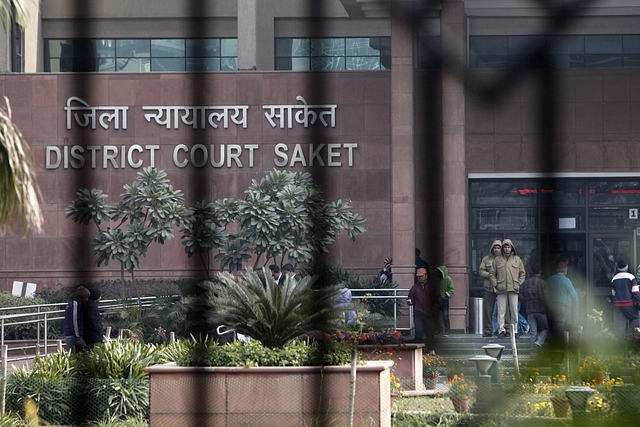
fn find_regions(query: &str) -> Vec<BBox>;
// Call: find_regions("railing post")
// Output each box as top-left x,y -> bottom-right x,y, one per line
37,306 -> 41,351
43,313 -> 48,355
1,344 -> 7,414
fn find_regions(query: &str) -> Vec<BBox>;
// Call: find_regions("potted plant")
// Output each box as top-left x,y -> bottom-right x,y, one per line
444,358 -> 467,381
543,374 -> 571,418
422,353 -> 444,390
446,374 -> 475,413
578,355 -> 609,384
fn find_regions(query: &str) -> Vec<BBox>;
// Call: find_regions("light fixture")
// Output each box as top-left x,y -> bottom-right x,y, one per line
482,344 -> 504,361
468,355 -> 497,376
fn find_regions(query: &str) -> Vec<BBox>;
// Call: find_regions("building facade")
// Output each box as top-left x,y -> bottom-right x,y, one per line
1,0 -> 639,331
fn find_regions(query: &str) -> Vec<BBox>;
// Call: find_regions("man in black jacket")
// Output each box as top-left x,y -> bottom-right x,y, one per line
84,288 -> 104,349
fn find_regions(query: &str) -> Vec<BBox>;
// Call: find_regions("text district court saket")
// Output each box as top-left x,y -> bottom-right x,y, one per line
45,142 -> 358,170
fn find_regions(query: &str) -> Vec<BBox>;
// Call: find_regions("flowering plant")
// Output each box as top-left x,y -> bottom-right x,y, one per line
578,355 -> 608,380
446,374 -> 476,397
538,374 -> 570,397
444,358 -> 467,376
423,353 -> 444,375
390,372 -> 403,395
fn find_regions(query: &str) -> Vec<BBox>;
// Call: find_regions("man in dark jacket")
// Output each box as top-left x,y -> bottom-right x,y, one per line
84,288 -> 104,349
64,286 -> 90,352
519,263 -> 548,348
407,267 -> 442,354
611,260 -> 640,336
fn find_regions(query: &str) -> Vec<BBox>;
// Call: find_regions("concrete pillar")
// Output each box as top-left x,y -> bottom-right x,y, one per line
237,0 -> 257,70
237,0 -> 274,70
390,2 -> 416,291
441,0 -> 469,331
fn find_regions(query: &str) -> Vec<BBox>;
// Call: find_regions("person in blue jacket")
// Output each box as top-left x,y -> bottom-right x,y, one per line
64,286 -> 90,352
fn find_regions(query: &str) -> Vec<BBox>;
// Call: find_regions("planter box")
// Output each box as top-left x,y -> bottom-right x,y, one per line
145,360 -> 394,427
358,344 -> 424,391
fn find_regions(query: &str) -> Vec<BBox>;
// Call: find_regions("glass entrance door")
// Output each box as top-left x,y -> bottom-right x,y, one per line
589,233 -> 634,329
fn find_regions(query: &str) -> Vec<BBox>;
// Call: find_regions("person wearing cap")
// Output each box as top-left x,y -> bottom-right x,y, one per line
611,260 -> 640,336
407,267 -> 442,353
379,257 -> 393,283
84,288 -> 104,349
63,286 -> 90,352
546,261 -> 579,339
436,265 -> 455,337
490,239 -> 526,339
478,239 -> 507,337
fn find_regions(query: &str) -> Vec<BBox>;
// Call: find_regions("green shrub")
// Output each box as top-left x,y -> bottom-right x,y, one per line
6,339 -> 167,425
167,336 -> 353,367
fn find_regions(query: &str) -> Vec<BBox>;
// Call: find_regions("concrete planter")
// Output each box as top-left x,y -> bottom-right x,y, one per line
358,343 -> 424,391
145,360 -> 394,427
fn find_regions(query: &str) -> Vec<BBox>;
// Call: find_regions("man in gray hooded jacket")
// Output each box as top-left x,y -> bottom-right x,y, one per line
478,239 -> 504,337
490,239 -> 526,339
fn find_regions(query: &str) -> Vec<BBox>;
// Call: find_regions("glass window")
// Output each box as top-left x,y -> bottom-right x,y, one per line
116,40 -> 150,57
589,207 -> 640,230
187,58 -> 220,72
593,236 -> 632,287
46,38 -> 236,73
540,207 -> 585,231
152,58 -> 185,72
346,57 -> 382,70
539,181 -> 585,205
508,35 -> 546,55
221,39 -> 238,57
623,35 -> 640,53
186,39 -> 220,57
548,36 -> 584,55
585,36 -> 622,54
151,39 -> 185,58
221,58 -> 238,71
588,181 -> 640,205
470,182 -> 537,205
549,54 -> 584,68
584,55 -> 622,67
276,37 -> 389,71
311,38 -> 345,57
311,56 -> 344,70
624,54 -> 640,67
116,58 -> 150,72
346,38 -> 379,56
471,208 -> 536,231
469,36 -> 508,56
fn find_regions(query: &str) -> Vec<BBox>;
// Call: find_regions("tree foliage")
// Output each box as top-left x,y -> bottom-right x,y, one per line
181,169 -> 366,276
65,167 -> 185,298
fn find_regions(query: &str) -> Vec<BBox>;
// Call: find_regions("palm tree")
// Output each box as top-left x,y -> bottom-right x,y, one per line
0,1 -> 43,234
202,268 -> 349,349
0,97 -> 42,234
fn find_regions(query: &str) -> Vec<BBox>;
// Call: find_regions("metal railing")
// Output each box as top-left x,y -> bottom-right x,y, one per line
349,287 -> 413,334
0,290 -> 411,367
0,296 -> 159,368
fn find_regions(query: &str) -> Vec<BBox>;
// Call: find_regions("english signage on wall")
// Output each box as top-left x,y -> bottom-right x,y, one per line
45,96 -> 357,170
